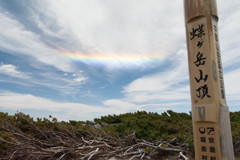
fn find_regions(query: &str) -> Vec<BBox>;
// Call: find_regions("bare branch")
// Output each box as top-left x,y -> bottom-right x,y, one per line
179,152 -> 189,160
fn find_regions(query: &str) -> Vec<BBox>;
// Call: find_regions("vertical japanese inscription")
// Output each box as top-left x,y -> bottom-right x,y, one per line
213,23 -> 225,100
196,123 -> 220,160
188,20 -> 213,104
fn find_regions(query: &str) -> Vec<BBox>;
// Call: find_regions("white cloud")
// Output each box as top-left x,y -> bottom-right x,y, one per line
103,99 -> 139,112
0,64 -> 30,79
31,71 -> 88,94
32,0 -> 185,67
2,91 -> 182,121
0,0 -> 187,71
0,92 -> 121,121
71,72 -> 87,83
73,76 -> 87,83
123,50 -> 190,103
224,68 -> 240,102
0,91 -> 192,121
0,67 -> 88,95
0,11 -> 75,72
217,0 -> 240,69
0,0 -> 189,70
97,49 -> 192,113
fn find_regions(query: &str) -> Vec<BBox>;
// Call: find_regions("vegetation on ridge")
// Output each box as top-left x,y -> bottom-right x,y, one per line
0,110 -> 239,159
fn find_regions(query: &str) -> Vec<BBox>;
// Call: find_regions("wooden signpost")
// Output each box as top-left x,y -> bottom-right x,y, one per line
184,0 -> 235,159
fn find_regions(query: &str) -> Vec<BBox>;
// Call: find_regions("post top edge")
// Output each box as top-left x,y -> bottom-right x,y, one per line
184,0 -> 218,22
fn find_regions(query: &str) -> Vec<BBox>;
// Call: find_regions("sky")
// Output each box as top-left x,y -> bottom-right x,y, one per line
0,0 -> 239,121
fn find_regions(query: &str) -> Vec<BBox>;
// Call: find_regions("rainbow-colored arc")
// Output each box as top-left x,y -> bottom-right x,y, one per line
59,51 -> 166,65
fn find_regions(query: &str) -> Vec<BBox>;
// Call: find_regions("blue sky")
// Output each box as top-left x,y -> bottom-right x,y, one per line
0,0 -> 239,121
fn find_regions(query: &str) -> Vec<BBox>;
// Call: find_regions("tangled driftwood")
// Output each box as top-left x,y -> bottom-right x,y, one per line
0,114 -> 191,160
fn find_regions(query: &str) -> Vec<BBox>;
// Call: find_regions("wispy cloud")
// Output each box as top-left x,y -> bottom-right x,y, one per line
0,64 -> 88,95
0,64 -> 30,79
123,50 -> 190,104
98,49 -> 192,113
0,0 -> 186,74
23,0 -> 186,68
218,0 -> 240,69
0,11 -> 75,72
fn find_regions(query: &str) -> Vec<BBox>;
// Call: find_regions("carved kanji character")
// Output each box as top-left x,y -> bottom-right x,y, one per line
195,70 -> 208,83
194,52 -> 206,67
196,85 -> 211,99
190,24 -> 205,40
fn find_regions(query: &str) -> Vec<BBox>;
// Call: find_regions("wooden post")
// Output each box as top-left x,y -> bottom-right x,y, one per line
184,0 -> 235,159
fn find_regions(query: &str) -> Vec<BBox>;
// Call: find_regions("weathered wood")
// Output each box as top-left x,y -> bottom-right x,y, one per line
184,0 -> 235,159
